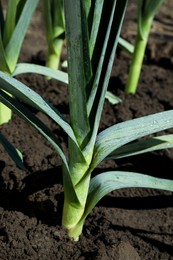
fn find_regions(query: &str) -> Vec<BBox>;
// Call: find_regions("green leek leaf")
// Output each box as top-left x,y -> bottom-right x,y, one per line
118,37 -> 134,54
64,0 -> 91,144
0,71 -> 77,145
107,135 -> 173,160
5,0 -> 39,73
84,0 -> 128,157
0,89 -> 81,207
13,63 -> 68,85
3,0 -> 20,46
89,0 -> 104,58
82,171 -> 173,220
92,110 -> 173,168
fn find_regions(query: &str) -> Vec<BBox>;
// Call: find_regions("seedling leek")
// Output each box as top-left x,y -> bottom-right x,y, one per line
1,0 -> 173,242
125,0 -> 166,94
0,0 -> 39,124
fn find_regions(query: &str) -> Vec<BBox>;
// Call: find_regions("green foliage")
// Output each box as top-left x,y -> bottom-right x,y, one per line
0,0 -> 39,74
0,0 -> 38,165
0,0 -> 39,124
0,0 -> 173,242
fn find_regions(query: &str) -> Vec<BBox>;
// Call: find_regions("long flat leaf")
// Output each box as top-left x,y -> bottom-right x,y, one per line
13,63 -> 119,106
13,63 -> 68,85
64,0 -> 91,144
0,90 -> 66,163
89,0 -> 104,58
3,0 -> 20,46
87,0 -> 118,114
107,135 -> 173,160
82,171 -> 173,220
0,89 -> 81,207
5,0 -> 39,73
84,0 -> 128,157
92,110 -> 173,169
0,71 -> 77,145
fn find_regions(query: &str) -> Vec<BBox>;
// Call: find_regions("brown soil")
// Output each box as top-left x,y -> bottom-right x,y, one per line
1,1 -> 173,259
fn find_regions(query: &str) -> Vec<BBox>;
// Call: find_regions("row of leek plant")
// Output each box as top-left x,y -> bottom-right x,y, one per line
0,0 -> 173,242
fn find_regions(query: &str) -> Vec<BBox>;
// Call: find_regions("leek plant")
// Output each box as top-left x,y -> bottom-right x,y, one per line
1,0 -> 173,242
0,0 -> 39,124
43,0 -> 65,73
125,0 -> 166,94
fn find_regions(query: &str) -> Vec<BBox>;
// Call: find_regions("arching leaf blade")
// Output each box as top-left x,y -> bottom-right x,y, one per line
82,171 -> 173,220
13,63 -> 68,85
92,110 -> 173,169
0,89 -> 66,164
0,89 -> 81,208
107,135 -> 173,160
0,71 -> 77,145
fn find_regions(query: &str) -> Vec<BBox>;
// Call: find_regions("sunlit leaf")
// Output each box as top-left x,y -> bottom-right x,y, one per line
92,110 -> 173,169
82,171 -> 173,220
118,37 -> 134,54
0,71 -> 77,145
107,135 -> 173,159
105,91 -> 122,105
13,63 -> 68,85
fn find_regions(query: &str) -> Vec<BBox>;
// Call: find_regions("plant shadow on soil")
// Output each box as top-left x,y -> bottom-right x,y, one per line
1,1 -> 173,259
